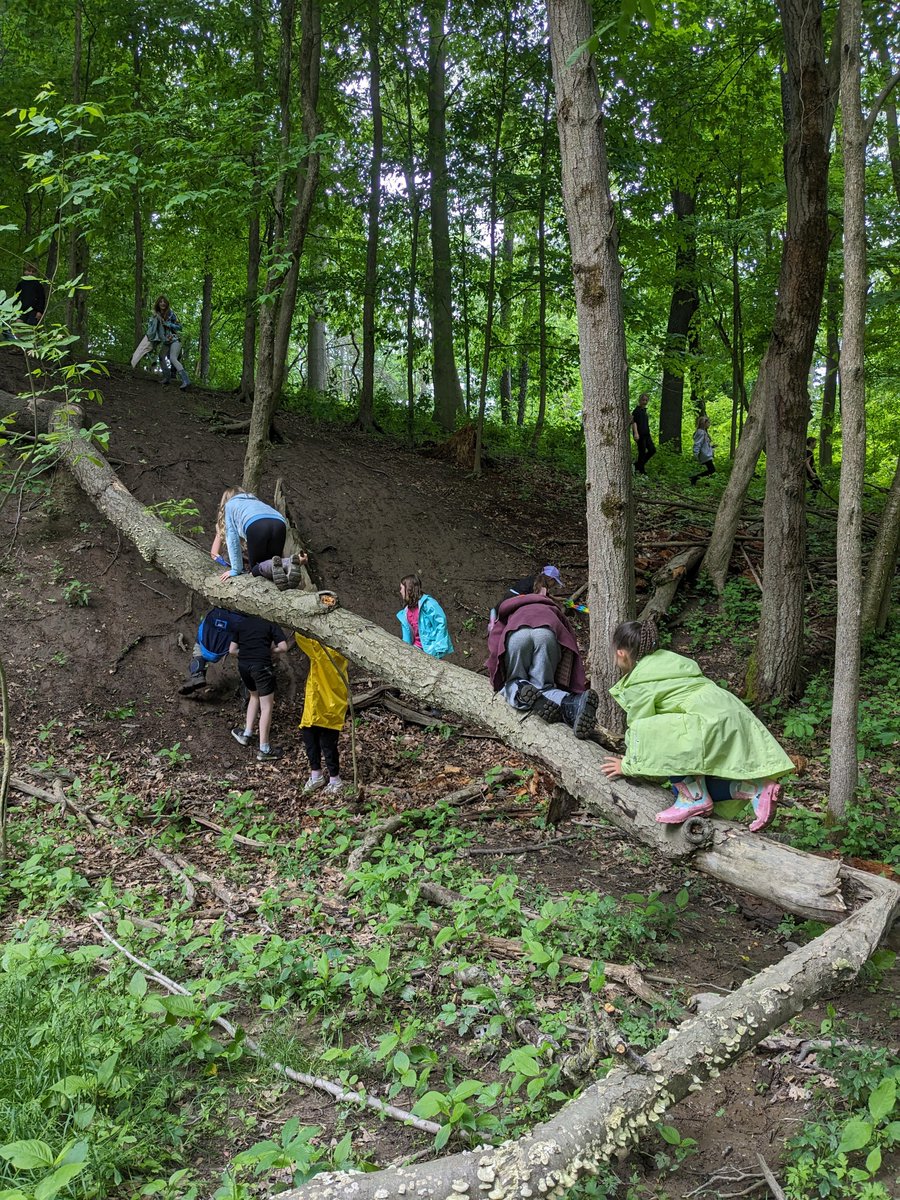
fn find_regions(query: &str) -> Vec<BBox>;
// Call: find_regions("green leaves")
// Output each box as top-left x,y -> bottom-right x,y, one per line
0,1141 -> 88,1200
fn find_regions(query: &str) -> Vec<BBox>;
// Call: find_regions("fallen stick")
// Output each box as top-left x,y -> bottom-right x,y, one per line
463,834 -> 580,857
755,1153 -> 788,1200
171,853 -> 241,910
740,546 -> 763,590
87,915 -> 442,1137
145,846 -> 196,907
184,811 -> 290,850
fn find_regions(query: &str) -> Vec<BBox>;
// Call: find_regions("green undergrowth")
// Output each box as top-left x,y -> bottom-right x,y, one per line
0,762 -> 690,1198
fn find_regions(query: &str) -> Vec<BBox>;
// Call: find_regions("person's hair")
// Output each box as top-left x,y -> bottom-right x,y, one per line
535,571 -> 560,595
696,414 -> 710,431
153,294 -> 170,314
638,392 -> 649,403
806,436 -> 816,447
612,618 -> 659,667
400,573 -> 423,608
216,485 -> 246,540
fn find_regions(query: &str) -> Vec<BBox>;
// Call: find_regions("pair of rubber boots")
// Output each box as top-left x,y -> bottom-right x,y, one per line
517,682 -> 598,740
257,554 -> 304,590
656,776 -> 781,833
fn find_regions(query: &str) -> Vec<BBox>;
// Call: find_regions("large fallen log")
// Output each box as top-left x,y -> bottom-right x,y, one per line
285,887 -> 899,1200
5,391 -> 892,929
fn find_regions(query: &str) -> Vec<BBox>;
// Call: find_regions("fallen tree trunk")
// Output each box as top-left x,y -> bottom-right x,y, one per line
12,395 -> 892,930
285,887 -> 899,1200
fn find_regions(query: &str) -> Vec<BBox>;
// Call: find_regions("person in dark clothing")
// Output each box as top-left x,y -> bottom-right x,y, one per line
228,614 -> 288,761
631,393 -> 656,475
493,565 -> 564,619
805,437 -> 822,491
14,266 -> 46,326
179,607 -> 242,694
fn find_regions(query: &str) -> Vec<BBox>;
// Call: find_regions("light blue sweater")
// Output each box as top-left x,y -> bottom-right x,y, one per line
224,494 -> 286,575
396,595 -> 454,659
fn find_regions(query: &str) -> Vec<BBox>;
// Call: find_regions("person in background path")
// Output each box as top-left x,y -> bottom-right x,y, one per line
805,437 -> 823,493
14,265 -> 46,326
600,619 -> 793,830
217,487 -> 287,582
631,392 -> 656,475
690,415 -> 716,486
296,633 -> 349,797
397,573 -> 454,658
487,587 -> 598,738
228,613 -> 289,761
153,294 -> 190,390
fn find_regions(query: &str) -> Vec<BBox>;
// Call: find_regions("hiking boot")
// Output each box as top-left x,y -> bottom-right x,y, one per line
516,682 -> 563,723
271,555 -> 289,590
559,689 -> 599,739
285,555 -> 304,589
302,774 -> 327,795
179,673 -> 208,695
731,779 -> 783,832
231,727 -> 254,747
257,745 -> 283,762
656,777 -> 714,824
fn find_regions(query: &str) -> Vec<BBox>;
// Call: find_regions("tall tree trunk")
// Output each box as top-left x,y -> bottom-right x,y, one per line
820,273 -> 839,469
307,315 -> 328,394
658,187 -> 698,451
498,223 -> 513,425
199,267 -> 213,384
130,36 -> 144,349
66,0 -> 88,356
243,0 -> 321,494
549,0 -> 634,734
531,78 -> 552,448
829,0 -> 866,821
473,17 -> 511,477
728,173 -> 746,460
426,0 -> 465,431
861,456 -> 900,636
239,0 -> 265,403
458,217 -> 472,415
402,56 -> 421,443
703,3 -> 837,599
358,0 -> 383,430
753,0 -> 836,703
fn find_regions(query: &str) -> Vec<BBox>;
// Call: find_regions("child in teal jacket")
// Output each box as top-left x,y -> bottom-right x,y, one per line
396,574 -> 453,659
600,620 -> 793,831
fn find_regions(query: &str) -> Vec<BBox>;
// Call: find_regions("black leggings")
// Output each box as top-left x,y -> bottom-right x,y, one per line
246,518 -> 286,572
691,461 -> 716,484
302,726 -> 341,776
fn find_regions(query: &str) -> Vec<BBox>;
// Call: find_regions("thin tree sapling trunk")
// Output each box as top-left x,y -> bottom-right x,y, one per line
358,0 -> 383,430
658,187 -> 698,452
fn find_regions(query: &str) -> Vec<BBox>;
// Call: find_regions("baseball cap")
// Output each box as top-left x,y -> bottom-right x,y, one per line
542,565 -> 563,586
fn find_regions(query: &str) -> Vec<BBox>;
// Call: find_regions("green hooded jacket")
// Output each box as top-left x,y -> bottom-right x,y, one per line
609,650 -> 794,798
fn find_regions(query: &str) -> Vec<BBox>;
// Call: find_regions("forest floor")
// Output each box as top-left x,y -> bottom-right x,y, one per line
0,346 -> 897,1200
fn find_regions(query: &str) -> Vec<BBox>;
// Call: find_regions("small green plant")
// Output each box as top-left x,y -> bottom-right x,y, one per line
0,1137 -> 89,1200
156,743 -> 191,767
104,702 -> 136,720
62,579 -> 91,607
49,651 -> 68,668
654,1122 -> 699,1168
148,497 -> 205,537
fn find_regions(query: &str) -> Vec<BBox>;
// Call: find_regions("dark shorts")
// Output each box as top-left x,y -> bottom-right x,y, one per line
239,662 -> 276,697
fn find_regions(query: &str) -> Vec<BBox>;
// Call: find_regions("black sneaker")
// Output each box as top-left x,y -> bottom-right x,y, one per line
257,745 -> 283,762
517,682 -> 563,723
271,556 -> 288,590
285,556 -> 303,588
231,728 -> 254,747
560,690 -> 599,739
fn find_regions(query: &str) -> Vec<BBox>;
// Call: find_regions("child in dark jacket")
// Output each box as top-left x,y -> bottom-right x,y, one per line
228,614 -> 288,761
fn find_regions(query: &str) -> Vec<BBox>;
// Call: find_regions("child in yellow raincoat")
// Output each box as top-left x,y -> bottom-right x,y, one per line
295,633 -> 349,797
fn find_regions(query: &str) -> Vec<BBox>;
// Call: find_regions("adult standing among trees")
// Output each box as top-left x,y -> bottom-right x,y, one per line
152,294 -> 190,391
631,392 -> 656,475
14,264 -> 46,326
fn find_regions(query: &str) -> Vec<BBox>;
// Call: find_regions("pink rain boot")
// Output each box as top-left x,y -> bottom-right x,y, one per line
655,777 -> 714,824
731,779 -> 782,832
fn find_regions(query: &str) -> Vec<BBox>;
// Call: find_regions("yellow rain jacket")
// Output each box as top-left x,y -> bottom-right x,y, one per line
295,633 -> 349,731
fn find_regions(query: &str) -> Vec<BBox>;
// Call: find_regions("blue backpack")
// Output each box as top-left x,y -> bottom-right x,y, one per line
197,608 -> 239,663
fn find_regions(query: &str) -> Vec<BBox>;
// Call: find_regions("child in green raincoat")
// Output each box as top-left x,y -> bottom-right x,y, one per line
600,620 -> 793,831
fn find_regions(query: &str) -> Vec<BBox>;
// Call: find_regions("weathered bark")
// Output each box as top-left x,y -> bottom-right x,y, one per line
307,315 -> 328,396
728,172 -> 747,461
358,0 -> 383,431
238,0 -> 264,403
65,0 -> 89,357
753,0 -> 836,702
828,0 -> 866,821
16,387 -> 894,932
285,888 -> 899,1200
199,268 -> 213,384
426,0 -> 465,431
473,17 -> 511,477
820,274 -> 839,469
549,0 -> 634,733
658,188 -> 698,452
861,456 -> 900,636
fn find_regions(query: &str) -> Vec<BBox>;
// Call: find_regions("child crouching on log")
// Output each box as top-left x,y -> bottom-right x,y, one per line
599,620 -> 793,831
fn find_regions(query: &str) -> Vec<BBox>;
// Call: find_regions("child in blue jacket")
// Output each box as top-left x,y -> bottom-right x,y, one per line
396,574 -> 453,659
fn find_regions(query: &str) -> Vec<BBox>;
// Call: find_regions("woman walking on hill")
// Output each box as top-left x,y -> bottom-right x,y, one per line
153,294 -> 190,390
690,415 -> 715,485
217,487 -> 292,584
600,620 -> 793,831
